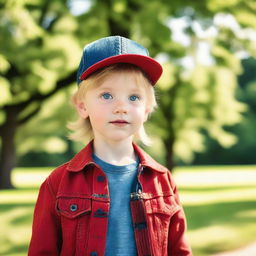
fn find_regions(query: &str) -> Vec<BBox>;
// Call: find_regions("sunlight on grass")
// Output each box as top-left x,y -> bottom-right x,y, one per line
0,167 -> 52,255
174,167 -> 256,188
0,190 -> 38,204
0,165 -> 256,256
180,188 -> 256,205
172,166 -> 256,255
235,209 -> 256,218
12,167 -> 52,188
189,225 -> 238,248
1,207 -> 33,256
188,222 -> 256,255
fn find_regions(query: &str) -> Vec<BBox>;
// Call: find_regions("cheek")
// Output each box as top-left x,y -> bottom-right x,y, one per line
87,104 -> 110,125
132,106 -> 148,122
89,111 -> 105,124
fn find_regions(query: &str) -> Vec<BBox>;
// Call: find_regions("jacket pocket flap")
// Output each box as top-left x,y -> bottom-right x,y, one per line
145,195 -> 180,216
56,197 -> 91,219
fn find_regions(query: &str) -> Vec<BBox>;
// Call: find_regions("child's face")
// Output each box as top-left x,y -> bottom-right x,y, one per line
77,71 -> 150,144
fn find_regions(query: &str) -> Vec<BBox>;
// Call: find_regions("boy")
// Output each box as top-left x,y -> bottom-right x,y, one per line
28,36 -> 192,256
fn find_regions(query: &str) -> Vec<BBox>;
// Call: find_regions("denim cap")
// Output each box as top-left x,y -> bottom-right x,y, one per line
77,36 -> 163,86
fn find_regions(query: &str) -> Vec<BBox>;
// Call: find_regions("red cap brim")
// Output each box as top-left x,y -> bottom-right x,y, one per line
79,54 -> 162,85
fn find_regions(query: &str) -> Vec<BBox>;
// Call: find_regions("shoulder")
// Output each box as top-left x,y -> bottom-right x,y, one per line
43,162 -> 70,196
40,142 -> 94,196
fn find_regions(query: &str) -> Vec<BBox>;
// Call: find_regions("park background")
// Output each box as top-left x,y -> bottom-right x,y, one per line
0,0 -> 256,255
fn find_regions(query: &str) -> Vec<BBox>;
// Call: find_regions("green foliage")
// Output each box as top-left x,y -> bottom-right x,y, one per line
192,57 -> 256,165
143,0 -> 256,164
16,86 -> 76,155
0,0 -> 81,103
153,60 -> 246,162
1,0 -> 256,170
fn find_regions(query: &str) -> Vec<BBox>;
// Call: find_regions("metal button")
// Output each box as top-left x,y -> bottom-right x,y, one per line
70,204 -> 78,212
97,175 -> 105,182
94,208 -> 108,218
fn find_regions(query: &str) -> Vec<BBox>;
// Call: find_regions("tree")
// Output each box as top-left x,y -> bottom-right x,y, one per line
0,0 -> 155,189
0,0 -> 82,188
143,1 -> 256,168
1,0 -> 256,188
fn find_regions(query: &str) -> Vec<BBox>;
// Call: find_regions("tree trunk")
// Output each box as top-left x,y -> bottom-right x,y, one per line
160,81 -> 181,172
163,138 -> 175,172
0,109 -> 17,189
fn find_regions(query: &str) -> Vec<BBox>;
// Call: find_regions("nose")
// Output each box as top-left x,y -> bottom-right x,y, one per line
113,99 -> 128,114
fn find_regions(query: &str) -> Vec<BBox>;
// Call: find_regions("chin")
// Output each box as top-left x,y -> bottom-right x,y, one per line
106,134 -> 134,142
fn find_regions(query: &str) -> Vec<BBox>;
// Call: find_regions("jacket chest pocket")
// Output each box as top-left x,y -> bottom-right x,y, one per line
144,194 -> 180,216
56,197 -> 91,218
56,197 -> 92,255
144,195 -> 181,256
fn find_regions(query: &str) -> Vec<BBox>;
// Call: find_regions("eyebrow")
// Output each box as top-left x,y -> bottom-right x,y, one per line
98,86 -> 143,93
97,87 -> 113,91
130,88 -> 144,93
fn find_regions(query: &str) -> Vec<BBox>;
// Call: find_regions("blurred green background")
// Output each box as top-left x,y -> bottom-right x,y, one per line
0,0 -> 256,255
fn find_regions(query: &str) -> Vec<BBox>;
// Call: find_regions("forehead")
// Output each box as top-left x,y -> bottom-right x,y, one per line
94,71 -> 147,92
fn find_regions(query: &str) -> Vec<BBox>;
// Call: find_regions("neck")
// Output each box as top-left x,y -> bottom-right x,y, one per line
92,137 -> 137,166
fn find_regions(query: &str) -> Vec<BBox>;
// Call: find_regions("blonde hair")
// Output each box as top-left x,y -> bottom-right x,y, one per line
67,63 -> 158,146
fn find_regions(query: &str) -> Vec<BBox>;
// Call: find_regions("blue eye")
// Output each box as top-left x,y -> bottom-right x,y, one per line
129,95 -> 140,101
101,93 -> 113,100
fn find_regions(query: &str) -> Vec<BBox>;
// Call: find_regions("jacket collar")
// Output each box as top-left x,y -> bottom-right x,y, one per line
132,143 -> 167,173
67,140 -> 167,174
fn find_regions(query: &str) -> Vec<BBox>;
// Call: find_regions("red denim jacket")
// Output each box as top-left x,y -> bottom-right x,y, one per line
28,141 -> 192,256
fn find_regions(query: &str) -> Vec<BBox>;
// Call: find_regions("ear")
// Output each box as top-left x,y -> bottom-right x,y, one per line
76,101 -> 89,119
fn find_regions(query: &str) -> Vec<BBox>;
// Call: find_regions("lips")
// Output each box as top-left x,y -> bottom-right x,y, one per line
110,120 -> 129,124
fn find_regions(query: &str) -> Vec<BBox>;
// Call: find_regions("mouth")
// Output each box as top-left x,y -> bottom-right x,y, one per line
110,120 -> 129,124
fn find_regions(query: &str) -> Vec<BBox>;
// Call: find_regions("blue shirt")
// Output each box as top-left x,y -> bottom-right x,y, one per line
92,153 -> 139,256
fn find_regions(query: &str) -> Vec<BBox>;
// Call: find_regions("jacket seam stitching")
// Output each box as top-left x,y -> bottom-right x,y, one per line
46,177 -> 57,200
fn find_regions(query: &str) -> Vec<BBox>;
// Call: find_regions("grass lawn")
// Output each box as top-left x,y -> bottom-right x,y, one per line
0,165 -> 256,255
